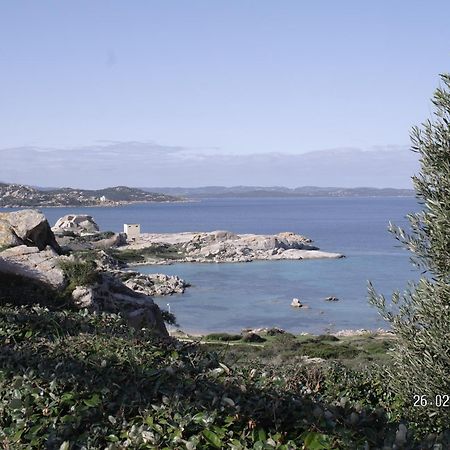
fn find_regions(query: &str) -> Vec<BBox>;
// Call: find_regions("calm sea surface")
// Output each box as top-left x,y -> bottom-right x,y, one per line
5,197 -> 420,334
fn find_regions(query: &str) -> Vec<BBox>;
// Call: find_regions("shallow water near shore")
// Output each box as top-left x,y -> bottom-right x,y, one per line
6,196 -> 420,333
140,255 -> 415,334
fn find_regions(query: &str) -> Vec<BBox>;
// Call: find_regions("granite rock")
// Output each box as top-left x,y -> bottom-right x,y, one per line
0,209 -> 61,253
0,245 -> 66,288
53,214 -> 100,235
71,274 -> 168,336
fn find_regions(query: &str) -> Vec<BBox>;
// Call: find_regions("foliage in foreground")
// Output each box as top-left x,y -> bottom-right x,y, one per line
369,74 -> 450,430
1,304 -> 449,449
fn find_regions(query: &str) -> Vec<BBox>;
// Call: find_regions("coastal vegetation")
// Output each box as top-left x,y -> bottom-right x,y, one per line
0,303 -> 443,449
201,331 -> 395,367
106,244 -> 184,264
59,258 -> 100,290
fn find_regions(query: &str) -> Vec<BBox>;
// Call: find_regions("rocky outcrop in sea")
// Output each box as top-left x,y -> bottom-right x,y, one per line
121,230 -> 344,263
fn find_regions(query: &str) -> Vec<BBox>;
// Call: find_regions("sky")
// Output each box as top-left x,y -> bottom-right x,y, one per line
0,1 -> 449,188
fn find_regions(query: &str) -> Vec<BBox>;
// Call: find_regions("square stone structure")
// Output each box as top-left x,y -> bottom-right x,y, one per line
124,223 -> 141,241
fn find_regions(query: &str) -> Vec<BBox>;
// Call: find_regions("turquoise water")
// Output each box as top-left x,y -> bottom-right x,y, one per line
2,197 -> 419,333
140,255 -> 415,334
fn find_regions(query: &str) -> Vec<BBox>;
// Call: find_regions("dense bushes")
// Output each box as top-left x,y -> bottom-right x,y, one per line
1,304 -> 449,448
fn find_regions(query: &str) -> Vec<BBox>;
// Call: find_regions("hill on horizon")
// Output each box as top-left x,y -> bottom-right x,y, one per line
0,183 -> 180,207
141,185 -> 415,198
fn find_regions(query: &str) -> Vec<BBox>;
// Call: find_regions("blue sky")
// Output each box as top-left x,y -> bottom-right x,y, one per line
0,1 -> 448,187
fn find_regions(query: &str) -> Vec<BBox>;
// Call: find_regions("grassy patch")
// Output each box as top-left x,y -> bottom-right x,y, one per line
59,258 -> 99,289
299,341 -> 359,359
201,332 -> 396,368
108,244 -> 185,264
204,332 -> 242,342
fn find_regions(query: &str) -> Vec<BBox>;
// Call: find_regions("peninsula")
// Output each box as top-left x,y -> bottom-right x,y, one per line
112,230 -> 344,264
0,183 -> 182,207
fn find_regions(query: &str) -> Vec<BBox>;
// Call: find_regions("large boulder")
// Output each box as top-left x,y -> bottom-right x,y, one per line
0,219 -> 23,248
0,245 -> 66,288
71,274 -> 168,336
0,210 -> 61,253
275,232 -> 318,250
53,214 -> 100,235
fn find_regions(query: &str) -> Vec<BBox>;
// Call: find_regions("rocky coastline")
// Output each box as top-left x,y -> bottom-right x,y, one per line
0,210 -> 184,336
0,210 -> 344,337
118,230 -> 344,264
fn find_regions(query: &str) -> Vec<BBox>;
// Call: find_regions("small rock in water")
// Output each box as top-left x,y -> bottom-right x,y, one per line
325,296 -> 339,302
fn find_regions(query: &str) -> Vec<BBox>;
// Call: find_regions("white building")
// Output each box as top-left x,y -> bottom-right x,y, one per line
124,223 -> 141,241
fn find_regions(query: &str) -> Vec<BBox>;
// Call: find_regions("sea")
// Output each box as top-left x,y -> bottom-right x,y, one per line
6,197 -> 421,334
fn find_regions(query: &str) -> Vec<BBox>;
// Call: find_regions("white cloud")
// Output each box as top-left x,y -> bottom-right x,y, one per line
0,141 -> 419,189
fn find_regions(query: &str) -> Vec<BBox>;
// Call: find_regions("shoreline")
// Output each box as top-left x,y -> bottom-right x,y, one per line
0,199 -> 193,209
168,327 -> 394,339
0,194 -> 415,210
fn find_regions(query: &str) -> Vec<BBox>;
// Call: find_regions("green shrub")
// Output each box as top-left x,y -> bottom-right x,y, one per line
59,258 -> 99,288
204,332 -> 242,342
160,309 -> 178,326
300,342 -> 358,360
369,73 -> 450,431
323,363 -> 398,412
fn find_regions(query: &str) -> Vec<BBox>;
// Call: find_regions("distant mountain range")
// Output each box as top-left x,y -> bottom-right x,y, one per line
0,183 -> 180,207
0,183 -> 415,208
143,186 -> 415,198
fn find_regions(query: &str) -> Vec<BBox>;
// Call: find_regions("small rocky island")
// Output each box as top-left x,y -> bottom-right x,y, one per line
116,230 -> 344,264
0,183 -> 181,207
